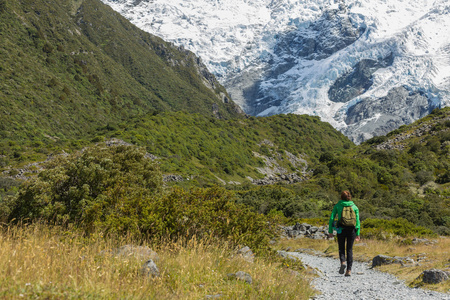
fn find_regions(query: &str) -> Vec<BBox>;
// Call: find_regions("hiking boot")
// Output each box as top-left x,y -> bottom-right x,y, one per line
345,270 -> 351,277
339,263 -> 346,274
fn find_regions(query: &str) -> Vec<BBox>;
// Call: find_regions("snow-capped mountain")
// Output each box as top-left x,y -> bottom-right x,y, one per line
101,0 -> 450,143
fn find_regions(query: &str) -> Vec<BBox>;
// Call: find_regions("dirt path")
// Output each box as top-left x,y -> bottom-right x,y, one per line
280,251 -> 450,300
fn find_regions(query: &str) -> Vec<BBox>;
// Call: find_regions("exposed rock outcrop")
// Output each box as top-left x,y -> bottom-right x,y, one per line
274,7 -> 364,62
342,86 -> 437,144
280,223 -> 329,240
163,174 -> 184,183
328,54 -> 394,103
246,6 -> 365,116
248,148 -> 309,186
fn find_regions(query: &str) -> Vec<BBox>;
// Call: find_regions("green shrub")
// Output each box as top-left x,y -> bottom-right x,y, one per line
43,42 -> 53,53
140,187 -> 273,252
9,145 -> 163,226
415,170 -> 434,185
364,135 -> 387,145
361,218 -> 436,239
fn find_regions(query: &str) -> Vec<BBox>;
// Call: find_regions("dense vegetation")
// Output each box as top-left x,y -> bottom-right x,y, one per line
5,145 -> 273,252
104,112 -> 353,181
0,0 -> 240,148
0,0 -> 448,253
0,110 -> 353,185
231,108 -> 450,235
2,105 -> 449,238
2,109 -> 449,238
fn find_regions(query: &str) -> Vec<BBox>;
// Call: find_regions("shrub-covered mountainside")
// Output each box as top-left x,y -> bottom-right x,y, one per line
230,107 -> 449,234
104,112 -> 354,183
2,108 -> 449,236
0,1 -> 354,212
1,109 -> 354,187
0,0 -> 448,238
0,0 -> 241,143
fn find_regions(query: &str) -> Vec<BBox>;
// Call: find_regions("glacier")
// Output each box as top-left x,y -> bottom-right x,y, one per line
101,0 -> 450,143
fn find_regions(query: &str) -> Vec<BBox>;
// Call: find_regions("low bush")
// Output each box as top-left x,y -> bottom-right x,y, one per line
9,145 -> 163,226
140,187 -> 273,252
361,218 -> 436,239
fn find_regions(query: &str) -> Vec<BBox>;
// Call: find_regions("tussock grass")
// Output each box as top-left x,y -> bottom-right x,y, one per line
0,224 -> 314,299
278,236 -> 450,294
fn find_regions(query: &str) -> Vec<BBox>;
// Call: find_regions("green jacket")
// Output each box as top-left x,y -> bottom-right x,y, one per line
328,200 -> 360,236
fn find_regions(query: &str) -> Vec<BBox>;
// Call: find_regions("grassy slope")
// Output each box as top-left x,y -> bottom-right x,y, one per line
0,0 -> 240,145
0,224 -> 314,299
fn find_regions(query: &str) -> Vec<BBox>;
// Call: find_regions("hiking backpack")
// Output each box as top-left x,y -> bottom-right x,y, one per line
339,206 -> 356,227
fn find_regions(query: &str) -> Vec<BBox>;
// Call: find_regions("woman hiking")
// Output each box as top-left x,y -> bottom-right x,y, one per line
328,190 -> 360,276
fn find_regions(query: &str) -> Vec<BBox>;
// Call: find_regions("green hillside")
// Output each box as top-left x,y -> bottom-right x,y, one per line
0,0 -> 241,144
3,107 -> 448,235
0,0 -> 355,212
102,112 -> 353,182
0,0 -> 448,238
230,107 -> 450,234
0,110 -> 354,184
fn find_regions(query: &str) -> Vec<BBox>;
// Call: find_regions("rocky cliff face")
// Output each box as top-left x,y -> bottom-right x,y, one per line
239,5 -> 366,116
328,54 -> 394,104
342,86 -> 433,143
101,0 -> 450,142
274,7 -> 364,61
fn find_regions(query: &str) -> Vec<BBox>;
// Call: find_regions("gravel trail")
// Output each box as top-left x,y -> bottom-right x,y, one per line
281,251 -> 450,300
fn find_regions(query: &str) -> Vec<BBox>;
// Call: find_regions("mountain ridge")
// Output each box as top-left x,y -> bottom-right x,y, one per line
101,0 -> 450,143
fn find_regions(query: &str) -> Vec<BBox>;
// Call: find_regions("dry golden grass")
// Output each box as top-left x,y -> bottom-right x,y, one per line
277,236 -> 450,294
0,224 -> 314,299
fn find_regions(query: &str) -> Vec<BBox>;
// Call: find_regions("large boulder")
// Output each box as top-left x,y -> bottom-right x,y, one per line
281,223 -> 329,240
421,269 -> 449,284
237,246 -> 255,263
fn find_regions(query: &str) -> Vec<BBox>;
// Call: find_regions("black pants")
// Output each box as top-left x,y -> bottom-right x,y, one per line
337,227 -> 356,270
